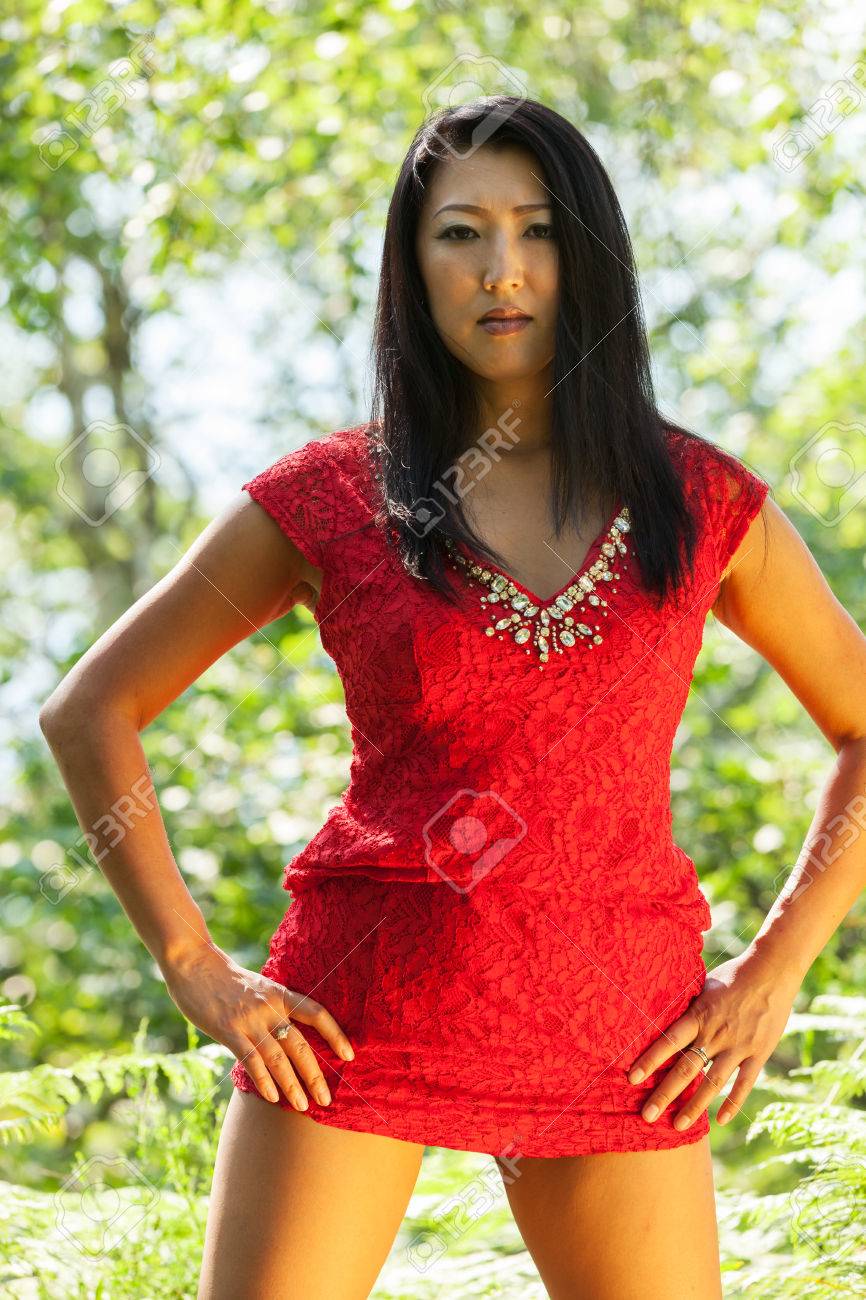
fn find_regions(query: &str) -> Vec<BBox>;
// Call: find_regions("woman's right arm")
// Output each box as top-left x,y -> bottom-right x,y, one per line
38,492 -> 354,1109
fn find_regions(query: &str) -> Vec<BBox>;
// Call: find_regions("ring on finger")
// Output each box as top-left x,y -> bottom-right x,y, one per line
273,1022 -> 295,1041
683,1043 -> 712,1070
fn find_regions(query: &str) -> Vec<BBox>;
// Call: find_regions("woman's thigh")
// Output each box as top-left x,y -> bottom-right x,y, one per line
198,1090 -> 425,1300
495,1135 -> 721,1300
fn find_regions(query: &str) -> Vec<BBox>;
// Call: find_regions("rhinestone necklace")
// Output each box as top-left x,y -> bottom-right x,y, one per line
442,508 -> 632,667
366,442 -> 632,667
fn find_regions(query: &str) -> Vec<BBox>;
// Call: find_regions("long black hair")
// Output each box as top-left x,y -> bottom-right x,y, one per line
366,95 -> 715,609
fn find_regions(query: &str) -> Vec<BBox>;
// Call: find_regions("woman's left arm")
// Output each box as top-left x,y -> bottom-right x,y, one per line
629,494 -> 866,1129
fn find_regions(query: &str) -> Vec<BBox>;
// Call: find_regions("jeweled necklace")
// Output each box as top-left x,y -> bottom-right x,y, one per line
366,442 -> 631,667
442,508 -> 632,667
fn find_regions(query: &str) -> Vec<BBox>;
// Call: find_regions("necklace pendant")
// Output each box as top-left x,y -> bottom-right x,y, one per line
444,507 -> 632,667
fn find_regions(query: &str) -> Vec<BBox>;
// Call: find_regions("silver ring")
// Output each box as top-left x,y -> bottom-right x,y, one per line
273,1023 -> 293,1041
684,1044 -> 711,1069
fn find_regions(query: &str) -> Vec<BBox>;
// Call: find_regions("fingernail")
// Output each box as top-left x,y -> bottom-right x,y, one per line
316,1086 -> 331,1106
265,1085 -> 279,1103
643,1103 -> 659,1122
674,1114 -> 691,1130
341,1045 -> 355,1061
628,1068 -> 644,1084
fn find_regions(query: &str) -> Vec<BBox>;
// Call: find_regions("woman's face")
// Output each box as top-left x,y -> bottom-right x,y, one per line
414,144 -> 559,387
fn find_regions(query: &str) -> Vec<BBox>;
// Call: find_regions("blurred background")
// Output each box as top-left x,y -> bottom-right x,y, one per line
2,0 -> 866,1294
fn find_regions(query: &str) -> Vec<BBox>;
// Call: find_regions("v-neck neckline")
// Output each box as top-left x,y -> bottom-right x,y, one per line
360,437 -> 628,611
453,500 -> 626,609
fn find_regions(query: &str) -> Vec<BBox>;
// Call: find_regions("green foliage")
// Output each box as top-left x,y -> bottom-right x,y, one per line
3,0 -> 866,1292
0,1006 -> 224,1148
0,1006 -> 227,1297
717,994 -> 866,1296
2,998 -> 866,1297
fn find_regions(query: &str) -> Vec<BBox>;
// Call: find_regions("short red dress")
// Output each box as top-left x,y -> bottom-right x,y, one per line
230,421 -> 771,1158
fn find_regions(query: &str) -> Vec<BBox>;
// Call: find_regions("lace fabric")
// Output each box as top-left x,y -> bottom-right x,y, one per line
231,873 -> 712,1156
231,422 -> 771,1154
239,422 -> 770,902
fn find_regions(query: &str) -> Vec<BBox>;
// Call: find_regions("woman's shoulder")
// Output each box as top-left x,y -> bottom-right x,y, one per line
245,420 -> 377,500
315,419 -> 372,456
662,423 -> 771,520
662,422 -> 769,495
241,420 -> 379,568
661,421 -> 772,578
318,420 -> 378,486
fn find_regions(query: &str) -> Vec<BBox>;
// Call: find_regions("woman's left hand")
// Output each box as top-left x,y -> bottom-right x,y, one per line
626,949 -> 802,1130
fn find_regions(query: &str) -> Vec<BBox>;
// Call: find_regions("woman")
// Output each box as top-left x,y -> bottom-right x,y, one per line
40,97 -> 866,1299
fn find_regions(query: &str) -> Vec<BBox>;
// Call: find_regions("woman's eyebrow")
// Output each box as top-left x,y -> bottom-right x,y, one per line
432,202 -> 552,217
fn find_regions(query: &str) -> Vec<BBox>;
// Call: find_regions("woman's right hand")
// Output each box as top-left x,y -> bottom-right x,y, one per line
162,941 -> 356,1110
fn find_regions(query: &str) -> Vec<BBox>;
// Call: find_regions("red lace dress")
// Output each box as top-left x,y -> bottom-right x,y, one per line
230,421 -> 770,1157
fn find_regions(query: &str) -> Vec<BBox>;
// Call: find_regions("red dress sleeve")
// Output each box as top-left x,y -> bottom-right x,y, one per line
702,443 -> 771,584
242,437 -> 337,571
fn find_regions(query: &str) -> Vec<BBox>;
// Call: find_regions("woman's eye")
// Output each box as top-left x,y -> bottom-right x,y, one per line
436,224 -> 555,241
438,225 -> 477,240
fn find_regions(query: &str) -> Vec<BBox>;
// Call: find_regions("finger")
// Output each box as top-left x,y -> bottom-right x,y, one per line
230,1035 -> 288,1107
670,1051 -> 739,1131
274,1021 -> 333,1107
627,1005 -> 702,1083
241,1016 -> 309,1111
254,1028 -> 310,1111
280,987 -> 356,1062
639,1040 -> 716,1123
716,1058 -> 763,1126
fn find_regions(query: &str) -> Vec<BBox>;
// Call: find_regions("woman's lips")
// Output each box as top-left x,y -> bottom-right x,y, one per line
478,317 -> 532,335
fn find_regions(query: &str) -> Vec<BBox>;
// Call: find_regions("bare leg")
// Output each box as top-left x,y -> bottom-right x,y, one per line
495,1136 -> 721,1300
198,1090 -> 425,1299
